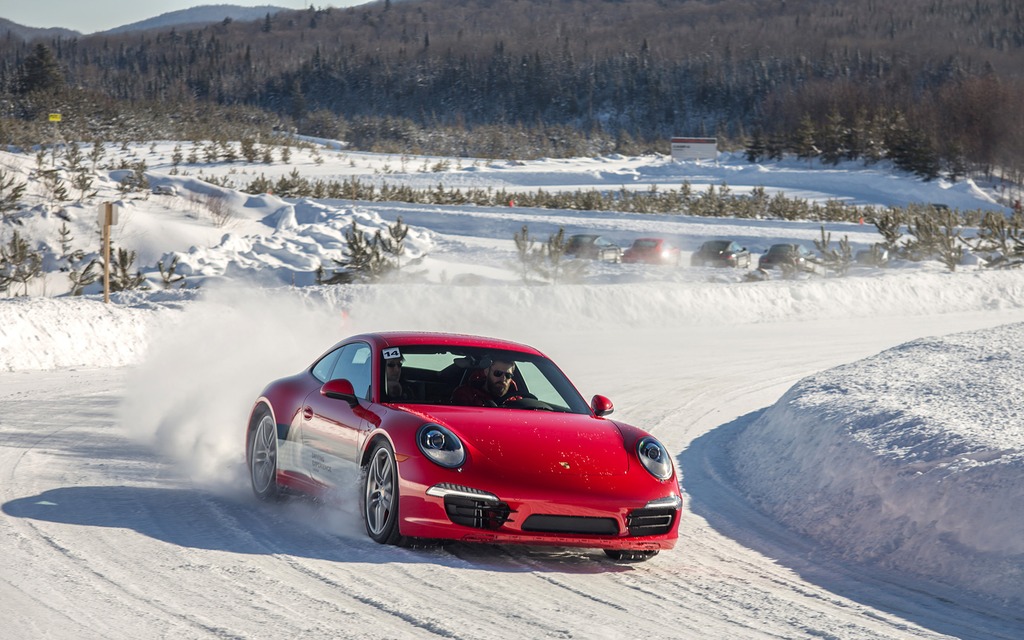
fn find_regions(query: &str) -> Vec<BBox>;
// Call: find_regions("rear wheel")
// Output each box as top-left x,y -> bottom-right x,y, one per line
603,549 -> 659,562
249,406 -> 280,501
360,440 -> 405,545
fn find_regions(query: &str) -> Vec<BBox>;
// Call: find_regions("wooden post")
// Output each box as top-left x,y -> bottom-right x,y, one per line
102,202 -> 112,304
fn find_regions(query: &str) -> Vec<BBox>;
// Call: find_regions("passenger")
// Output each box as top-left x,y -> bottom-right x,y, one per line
383,356 -> 410,401
451,358 -> 523,407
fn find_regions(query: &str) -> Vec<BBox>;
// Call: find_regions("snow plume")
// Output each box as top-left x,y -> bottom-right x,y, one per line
116,284 -> 349,490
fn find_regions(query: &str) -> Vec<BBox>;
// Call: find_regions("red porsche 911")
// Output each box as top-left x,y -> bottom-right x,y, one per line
246,332 -> 681,561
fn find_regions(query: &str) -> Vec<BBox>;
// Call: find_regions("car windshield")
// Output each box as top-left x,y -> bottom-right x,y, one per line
380,345 -> 592,414
767,245 -> 793,255
705,241 -> 730,252
632,239 -> 659,249
567,236 -> 595,249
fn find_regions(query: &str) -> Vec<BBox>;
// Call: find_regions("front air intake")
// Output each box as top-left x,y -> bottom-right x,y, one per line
521,515 -> 619,535
626,507 -> 677,536
444,496 -> 512,530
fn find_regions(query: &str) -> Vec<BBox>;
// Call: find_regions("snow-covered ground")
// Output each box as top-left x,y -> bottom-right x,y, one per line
2,143 -> 1023,638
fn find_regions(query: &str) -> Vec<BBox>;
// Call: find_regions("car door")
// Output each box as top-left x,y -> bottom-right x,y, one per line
301,342 -> 377,486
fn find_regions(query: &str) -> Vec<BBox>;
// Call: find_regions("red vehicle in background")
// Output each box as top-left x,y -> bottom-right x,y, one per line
246,331 -> 681,562
622,238 -> 681,266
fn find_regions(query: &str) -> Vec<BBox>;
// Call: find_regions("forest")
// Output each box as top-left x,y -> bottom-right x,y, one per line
1,0 -> 1023,182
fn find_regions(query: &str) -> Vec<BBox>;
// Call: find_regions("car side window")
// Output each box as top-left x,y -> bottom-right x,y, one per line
311,349 -> 341,383
329,342 -> 373,400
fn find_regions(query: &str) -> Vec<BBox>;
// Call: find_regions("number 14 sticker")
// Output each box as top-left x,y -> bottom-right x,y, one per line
382,347 -> 402,360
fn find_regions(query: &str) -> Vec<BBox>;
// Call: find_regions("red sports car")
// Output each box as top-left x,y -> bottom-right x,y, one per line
622,237 -> 681,265
246,331 -> 681,561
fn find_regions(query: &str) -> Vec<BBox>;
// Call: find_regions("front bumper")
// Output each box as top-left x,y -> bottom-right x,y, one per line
400,478 -> 681,550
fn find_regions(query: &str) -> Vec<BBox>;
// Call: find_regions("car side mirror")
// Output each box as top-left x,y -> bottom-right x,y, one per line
322,378 -> 359,407
591,394 -> 614,417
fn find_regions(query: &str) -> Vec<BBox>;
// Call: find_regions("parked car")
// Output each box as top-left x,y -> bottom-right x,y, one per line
566,234 -> 623,262
691,240 -> 751,268
758,243 -> 821,273
246,331 -> 681,561
622,238 -> 681,265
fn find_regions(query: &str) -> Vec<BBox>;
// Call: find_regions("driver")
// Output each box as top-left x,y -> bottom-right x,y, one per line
451,358 -> 523,407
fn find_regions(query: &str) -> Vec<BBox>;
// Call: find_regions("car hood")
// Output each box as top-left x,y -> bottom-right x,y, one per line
419,407 -> 629,476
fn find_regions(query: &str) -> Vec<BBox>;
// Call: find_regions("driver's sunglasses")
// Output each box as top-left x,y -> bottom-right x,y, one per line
386,361 -> 403,368
491,370 -> 513,380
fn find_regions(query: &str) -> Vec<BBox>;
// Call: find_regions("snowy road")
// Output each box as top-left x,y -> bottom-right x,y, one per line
4,309 -> 1023,639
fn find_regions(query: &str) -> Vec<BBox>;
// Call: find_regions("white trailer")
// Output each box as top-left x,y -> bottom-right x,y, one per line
670,137 -> 717,162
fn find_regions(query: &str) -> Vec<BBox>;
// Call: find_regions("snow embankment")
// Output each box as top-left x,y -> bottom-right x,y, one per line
6,268 -> 1024,372
730,322 -> 1024,605
0,295 -> 175,372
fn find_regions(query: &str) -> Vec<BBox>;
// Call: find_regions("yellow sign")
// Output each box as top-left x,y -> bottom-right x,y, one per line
48,113 -> 62,122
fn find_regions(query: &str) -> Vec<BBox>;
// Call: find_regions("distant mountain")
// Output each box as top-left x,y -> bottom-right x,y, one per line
0,5 -> 289,40
0,17 -> 78,41
99,4 -> 289,35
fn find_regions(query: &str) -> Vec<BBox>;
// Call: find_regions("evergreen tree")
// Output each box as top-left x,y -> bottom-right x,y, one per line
792,115 -> 818,161
819,108 -> 847,165
513,224 -> 536,283
105,246 -> 148,292
745,128 -> 767,163
17,43 -> 64,94
0,230 -> 43,296
0,170 -> 27,222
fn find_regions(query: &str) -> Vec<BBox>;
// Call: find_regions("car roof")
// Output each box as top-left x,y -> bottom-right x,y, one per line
343,331 -> 545,356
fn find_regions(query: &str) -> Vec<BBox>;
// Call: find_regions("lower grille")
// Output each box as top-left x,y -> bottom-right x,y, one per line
626,507 -> 677,536
444,496 -> 511,530
521,514 -> 619,535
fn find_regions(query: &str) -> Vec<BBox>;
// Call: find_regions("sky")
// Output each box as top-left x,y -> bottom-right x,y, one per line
1,1 -> 365,34
1,141 -> 1023,637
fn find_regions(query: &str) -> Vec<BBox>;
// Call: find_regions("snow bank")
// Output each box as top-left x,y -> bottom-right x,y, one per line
730,322 -> 1024,605
0,294 -> 188,372
5,267 -> 1024,373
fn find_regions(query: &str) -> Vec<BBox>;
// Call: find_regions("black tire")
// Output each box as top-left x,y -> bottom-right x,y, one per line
248,406 -> 281,501
360,440 -> 406,545
603,549 -> 659,562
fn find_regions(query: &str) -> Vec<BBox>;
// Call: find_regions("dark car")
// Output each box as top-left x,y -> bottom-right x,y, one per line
691,240 -> 751,268
758,243 -> 821,274
622,238 -> 681,266
566,234 -> 623,262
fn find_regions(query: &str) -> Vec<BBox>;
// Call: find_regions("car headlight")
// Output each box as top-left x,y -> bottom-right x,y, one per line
636,436 -> 673,480
417,423 -> 465,468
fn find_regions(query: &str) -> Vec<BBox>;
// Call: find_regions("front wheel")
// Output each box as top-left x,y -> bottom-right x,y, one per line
360,440 -> 406,545
249,406 -> 281,501
604,549 -> 659,562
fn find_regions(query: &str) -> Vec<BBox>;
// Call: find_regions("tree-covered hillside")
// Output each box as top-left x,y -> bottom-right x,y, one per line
1,0 -> 1022,180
